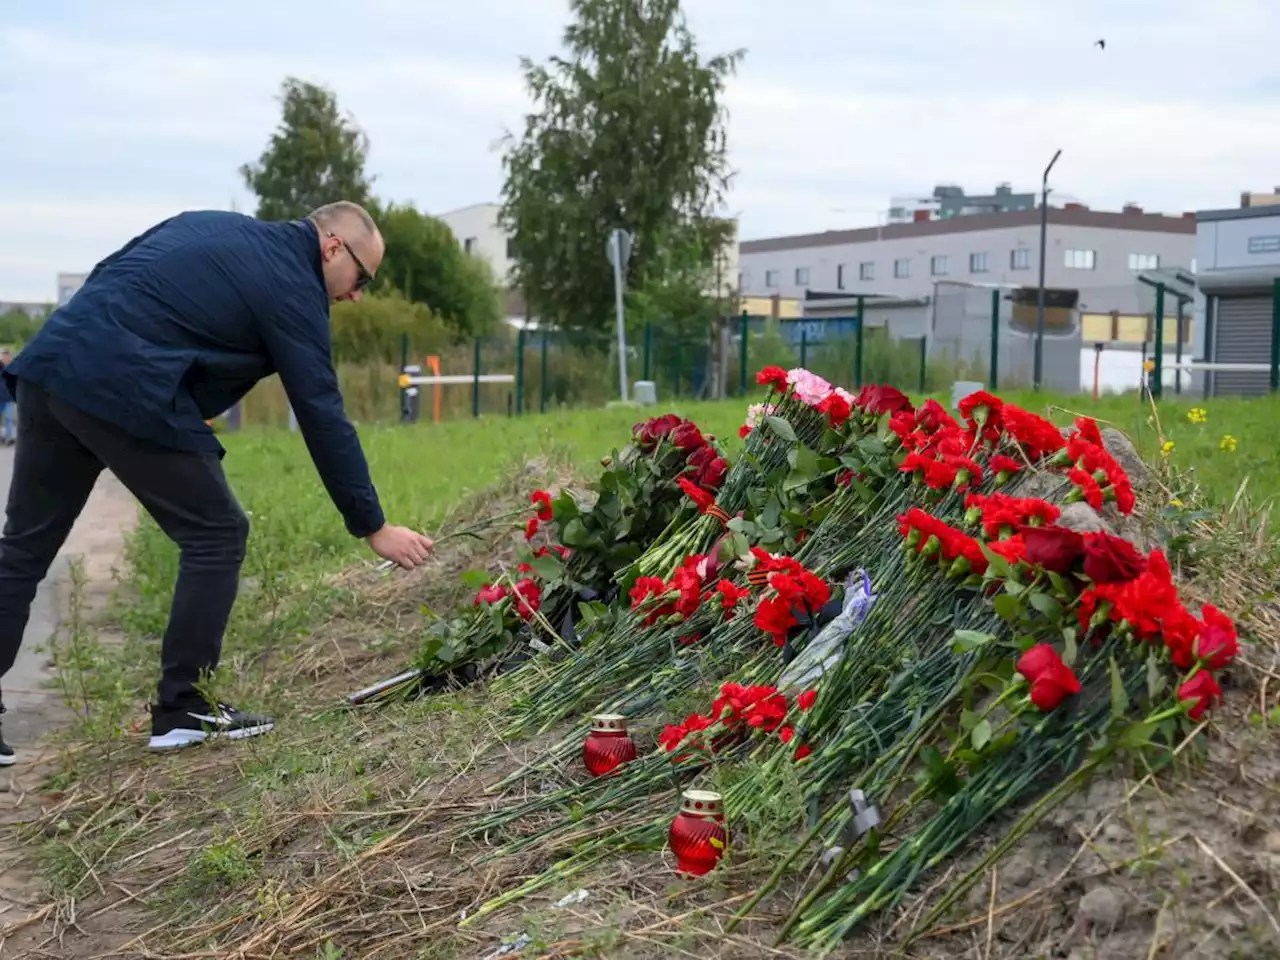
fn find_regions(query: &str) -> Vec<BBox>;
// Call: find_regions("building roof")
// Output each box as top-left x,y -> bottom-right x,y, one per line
741,207 -> 1196,254
1196,205 -> 1280,223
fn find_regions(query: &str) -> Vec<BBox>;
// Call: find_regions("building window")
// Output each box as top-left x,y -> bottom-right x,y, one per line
837,264 -> 846,290
859,262 -> 875,281
1190,258 -> 1197,274
1010,248 -> 1030,270
969,252 -> 989,273
738,271 -> 748,290
1065,249 -> 1096,270
463,237 -> 477,254
795,267 -> 810,286
1128,253 -> 1160,271
506,237 -> 517,258
894,258 -> 911,279
931,256 -> 948,276
765,269 -> 780,288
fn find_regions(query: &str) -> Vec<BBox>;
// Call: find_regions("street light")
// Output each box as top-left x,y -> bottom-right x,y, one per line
1033,148 -> 1062,391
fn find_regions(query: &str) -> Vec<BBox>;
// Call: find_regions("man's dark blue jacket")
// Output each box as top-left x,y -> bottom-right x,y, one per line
6,210 -> 385,538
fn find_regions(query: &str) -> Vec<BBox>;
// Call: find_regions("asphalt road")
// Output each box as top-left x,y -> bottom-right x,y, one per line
0,444 -> 68,745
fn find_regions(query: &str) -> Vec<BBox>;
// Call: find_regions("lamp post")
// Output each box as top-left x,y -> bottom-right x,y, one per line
1033,148 -> 1062,391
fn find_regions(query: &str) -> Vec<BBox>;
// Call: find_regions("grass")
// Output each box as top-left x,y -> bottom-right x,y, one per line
5,385 -> 1280,959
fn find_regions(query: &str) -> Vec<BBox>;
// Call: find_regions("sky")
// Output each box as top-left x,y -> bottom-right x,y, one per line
3,0 -> 1279,302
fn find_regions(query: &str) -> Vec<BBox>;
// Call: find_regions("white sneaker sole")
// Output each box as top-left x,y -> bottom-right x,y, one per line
148,722 -> 275,752
0,753 -> 15,767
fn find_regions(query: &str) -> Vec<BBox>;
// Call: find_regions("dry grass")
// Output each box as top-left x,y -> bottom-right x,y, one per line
3,436 -> 1280,960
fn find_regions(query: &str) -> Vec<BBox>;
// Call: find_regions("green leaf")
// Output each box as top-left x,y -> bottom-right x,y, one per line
458,568 -> 493,590
1062,627 -> 1078,666
560,517 -> 590,548
765,415 -> 797,442
1119,720 -> 1157,749
951,630 -> 995,653
1028,591 -> 1063,619
971,719 -> 993,751
993,594 -> 1023,622
1109,656 -> 1129,719
982,550 -> 1012,581
959,708 -> 981,731
1145,652 -> 1168,700
529,552 -> 564,582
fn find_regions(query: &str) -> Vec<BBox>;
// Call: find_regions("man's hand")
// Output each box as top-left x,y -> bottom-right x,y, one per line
367,524 -> 434,569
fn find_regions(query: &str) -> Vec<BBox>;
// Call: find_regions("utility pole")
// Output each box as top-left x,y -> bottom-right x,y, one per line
1033,148 -> 1062,391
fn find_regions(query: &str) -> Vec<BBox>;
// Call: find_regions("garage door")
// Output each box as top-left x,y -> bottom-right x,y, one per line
1213,295 -> 1274,396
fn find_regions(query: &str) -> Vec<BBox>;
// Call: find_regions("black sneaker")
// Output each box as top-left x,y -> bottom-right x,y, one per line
0,702 -> 14,766
148,701 -> 275,751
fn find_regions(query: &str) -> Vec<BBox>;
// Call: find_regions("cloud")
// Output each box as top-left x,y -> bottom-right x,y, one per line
3,0 -> 1280,300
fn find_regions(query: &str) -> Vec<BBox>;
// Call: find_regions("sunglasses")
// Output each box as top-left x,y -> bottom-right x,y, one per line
327,232 -> 374,291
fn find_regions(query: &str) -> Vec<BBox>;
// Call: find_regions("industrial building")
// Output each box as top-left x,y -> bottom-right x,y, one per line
1195,204 -> 1280,396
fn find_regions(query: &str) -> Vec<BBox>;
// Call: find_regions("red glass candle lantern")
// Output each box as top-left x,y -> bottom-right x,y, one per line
582,714 -> 637,777
668,789 -> 727,876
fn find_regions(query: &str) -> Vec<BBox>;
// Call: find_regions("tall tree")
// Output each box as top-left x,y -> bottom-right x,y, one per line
240,78 -> 374,221
372,202 -> 503,339
499,0 -> 742,339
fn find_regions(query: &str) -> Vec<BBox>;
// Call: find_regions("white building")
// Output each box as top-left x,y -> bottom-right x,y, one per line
57,272 -> 87,306
739,205 -> 1197,318
434,203 -> 515,287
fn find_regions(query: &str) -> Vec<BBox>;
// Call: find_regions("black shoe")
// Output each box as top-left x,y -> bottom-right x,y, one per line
148,701 -> 275,751
0,703 -> 14,767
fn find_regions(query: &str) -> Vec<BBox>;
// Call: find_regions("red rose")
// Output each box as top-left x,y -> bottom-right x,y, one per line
699,456 -> 729,490
1016,644 -> 1081,711
854,384 -> 912,416
797,689 -> 817,711
1020,525 -> 1085,575
1081,533 -> 1147,585
1195,604 -> 1239,671
671,421 -> 704,450
1177,671 -> 1222,721
738,424 -> 751,439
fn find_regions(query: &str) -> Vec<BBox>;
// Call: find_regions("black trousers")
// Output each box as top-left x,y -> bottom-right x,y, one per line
0,380 -> 249,709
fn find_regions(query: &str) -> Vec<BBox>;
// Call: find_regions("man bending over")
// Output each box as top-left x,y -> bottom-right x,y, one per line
0,202 -> 433,762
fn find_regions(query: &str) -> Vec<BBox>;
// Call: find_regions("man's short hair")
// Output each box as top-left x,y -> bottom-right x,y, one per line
307,201 -> 378,239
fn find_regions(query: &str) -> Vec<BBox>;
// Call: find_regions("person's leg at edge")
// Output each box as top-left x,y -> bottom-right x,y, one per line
42,393 -> 272,751
0,381 -> 105,766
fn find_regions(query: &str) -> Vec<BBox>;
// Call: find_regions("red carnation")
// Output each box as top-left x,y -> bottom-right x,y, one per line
524,516 -> 540,541
474,583 -> 509,605
512,578 -> 541,621
678,476 -> 716,513
817,391 -> 853,428
530,489 -> 554,522
1195,604 -> 1239,671
1178,671 -> 1222,721
757,366 -> 789,390
1016,644 -> 1081,711
715,579 -> 749,616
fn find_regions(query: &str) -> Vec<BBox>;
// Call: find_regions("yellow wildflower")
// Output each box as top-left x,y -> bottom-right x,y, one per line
1220,434 -> 1238,453
1143,359 -> 1156,373
1186,407 -> 1207,424
1160,440 -> 1175,456
1170,498 -> 1185,508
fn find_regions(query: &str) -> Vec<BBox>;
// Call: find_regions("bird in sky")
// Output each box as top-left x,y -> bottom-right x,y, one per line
1095,39 -> 1106,49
